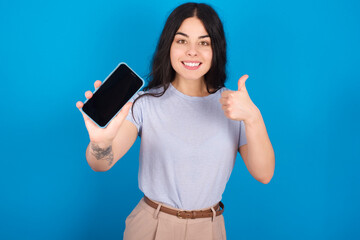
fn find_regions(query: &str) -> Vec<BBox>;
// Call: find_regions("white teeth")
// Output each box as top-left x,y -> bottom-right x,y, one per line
183,62 -> 200,67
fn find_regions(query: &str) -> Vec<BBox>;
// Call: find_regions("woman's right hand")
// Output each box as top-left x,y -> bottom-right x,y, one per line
76,80 -> 133,145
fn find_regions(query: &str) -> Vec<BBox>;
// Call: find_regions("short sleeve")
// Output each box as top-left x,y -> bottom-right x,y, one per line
126,91 -> 144,136
238,120 -> 247,147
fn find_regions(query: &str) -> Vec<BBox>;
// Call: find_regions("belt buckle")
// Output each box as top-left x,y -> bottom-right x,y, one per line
177,211 -> 184,219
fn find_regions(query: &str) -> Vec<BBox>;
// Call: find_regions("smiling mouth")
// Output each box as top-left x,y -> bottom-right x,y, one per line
182,61 -> 202,69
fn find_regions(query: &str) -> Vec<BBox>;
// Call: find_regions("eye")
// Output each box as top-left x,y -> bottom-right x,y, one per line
176,39 -> 186,44
199,41 -> 210,46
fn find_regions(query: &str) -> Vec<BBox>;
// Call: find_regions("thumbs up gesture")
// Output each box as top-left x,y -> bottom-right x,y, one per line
219,75 -> 260,123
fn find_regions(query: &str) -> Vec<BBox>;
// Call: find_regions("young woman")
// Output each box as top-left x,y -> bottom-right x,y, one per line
76,2 -> 275,240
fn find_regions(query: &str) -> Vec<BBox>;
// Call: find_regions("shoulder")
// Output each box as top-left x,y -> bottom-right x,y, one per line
218,86 -> 230,92
213,86 -> 229,95
131,85 -> 167,104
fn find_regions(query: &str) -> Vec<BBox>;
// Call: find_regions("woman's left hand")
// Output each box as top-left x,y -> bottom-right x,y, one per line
219,75 -> 260,123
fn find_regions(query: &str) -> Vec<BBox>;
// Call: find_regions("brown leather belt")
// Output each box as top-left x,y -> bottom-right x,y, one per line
144,196 -> 224,219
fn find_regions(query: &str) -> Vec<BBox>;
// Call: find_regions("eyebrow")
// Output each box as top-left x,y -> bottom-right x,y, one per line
175,32 -> 210,39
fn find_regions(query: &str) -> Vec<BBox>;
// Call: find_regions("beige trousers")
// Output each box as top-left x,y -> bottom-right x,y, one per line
123,197 -> 227,240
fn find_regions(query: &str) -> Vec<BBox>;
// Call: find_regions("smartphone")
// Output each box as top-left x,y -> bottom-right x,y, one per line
81,62 -> 144,128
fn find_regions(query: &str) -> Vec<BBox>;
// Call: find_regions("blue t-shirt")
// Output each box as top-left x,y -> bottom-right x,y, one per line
126,83 -> 247,210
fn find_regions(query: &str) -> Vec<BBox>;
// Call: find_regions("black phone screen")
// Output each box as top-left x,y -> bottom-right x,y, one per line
82,63 -> 144,128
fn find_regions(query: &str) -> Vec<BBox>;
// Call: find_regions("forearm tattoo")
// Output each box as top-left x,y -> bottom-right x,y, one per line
90,143 -> 114,166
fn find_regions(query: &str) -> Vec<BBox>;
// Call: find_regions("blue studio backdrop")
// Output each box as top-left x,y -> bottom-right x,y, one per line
1,0 -> 359,239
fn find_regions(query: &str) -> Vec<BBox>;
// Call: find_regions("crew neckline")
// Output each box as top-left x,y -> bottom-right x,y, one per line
169,82 -> 221,101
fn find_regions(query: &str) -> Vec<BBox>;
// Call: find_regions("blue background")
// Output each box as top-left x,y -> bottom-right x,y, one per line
1,0 -> 359,239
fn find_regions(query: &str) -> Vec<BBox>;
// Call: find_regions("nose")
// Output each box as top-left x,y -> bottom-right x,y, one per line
186,44 -> 198,57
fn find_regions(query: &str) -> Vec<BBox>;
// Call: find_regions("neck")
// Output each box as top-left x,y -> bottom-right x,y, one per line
171,76 -> 211,97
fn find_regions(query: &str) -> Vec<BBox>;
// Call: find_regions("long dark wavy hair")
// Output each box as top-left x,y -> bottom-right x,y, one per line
131,2 -> 227,114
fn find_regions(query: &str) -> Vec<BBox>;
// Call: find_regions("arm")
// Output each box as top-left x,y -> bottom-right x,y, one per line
77,80 -> 140,172
86,120 -> 138,172
219,75 -> 275,184
239,111 -> 275,184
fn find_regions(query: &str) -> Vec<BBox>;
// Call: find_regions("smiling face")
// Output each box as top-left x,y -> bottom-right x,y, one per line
170,17 -> 213,83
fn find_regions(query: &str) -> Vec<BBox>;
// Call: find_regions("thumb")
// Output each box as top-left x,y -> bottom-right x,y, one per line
120,101 -> 133,117
237,74 -> 249,91
109,102 -> 133,127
